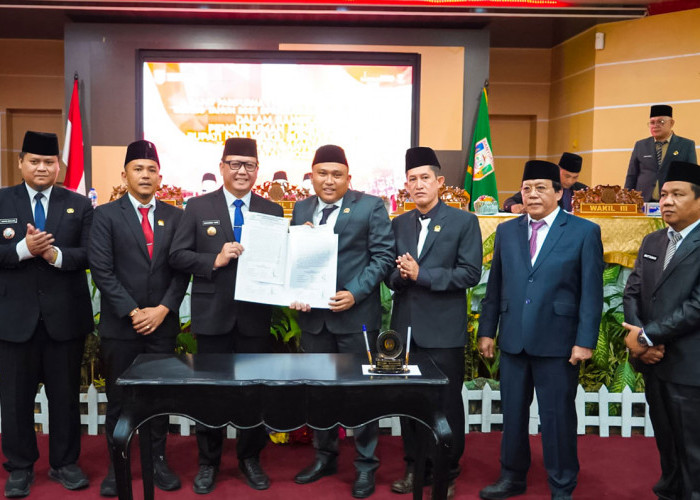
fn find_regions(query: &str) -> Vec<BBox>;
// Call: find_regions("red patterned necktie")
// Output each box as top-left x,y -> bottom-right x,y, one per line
138,206 -> 154,258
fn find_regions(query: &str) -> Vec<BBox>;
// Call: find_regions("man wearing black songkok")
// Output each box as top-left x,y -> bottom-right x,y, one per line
0,131 -> 93,497
624,160 -> 700,499
624,104 -> 696,202
170,137 -> 283,494
89,140 -> 189,496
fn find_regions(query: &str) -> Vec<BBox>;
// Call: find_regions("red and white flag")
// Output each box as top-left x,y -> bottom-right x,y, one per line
62,77 -> 85,195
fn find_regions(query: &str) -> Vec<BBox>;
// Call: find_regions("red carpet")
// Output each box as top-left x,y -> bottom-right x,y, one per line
0,433 -> 658,499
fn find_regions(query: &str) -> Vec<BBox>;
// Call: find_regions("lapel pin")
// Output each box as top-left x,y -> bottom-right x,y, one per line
3,227 -> 15,239
673,150 -> 679,156
207,226 -> 217,236
157,220 -> 164,226
66,208 -> 75,214
434,225 -> 442,232
343,208 -> 350,214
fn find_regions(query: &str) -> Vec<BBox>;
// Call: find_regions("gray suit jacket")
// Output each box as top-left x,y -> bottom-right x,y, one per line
623,224 -> 700,387
624,134 -> 697,201
386,202 -> 482,348
290,190 -> 394,334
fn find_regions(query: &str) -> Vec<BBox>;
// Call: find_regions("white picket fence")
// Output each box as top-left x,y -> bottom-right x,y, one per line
0,383 -> 652,439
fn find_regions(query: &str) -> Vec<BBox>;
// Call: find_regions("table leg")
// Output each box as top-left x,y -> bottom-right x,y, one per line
414,426 -> 427,500
139,420 -> 154,500
429,413 -> 452,500
112,415 -> 134,500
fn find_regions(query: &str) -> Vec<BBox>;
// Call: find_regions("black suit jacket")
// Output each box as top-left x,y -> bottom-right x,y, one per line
169,188 -> 284,336
290,190 -> 394,334
0,183 -> 94,342
89,196 -> 190,340
624,134 -> 697,202
503,182 -> 587,213
623,224 -> 700,387
386,202 -> 482,348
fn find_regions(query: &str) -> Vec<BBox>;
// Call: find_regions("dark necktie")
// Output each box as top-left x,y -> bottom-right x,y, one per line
529,220 -> 546,260
233,199 -> 244,242
319,205 -> 338,225
663,230 -> 682,270
138,207 -> 154,258
34,193 -> 46,231
655,140 -> 667,167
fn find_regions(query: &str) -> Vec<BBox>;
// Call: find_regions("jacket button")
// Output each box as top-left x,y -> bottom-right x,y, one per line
528,278 -> 534,283
525,299 -> 531,304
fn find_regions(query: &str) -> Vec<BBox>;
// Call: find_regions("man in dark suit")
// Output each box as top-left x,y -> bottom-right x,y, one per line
386,147 -> 482,498
504,153 -> 587,213
290,145 -> 394,499
0,131 -> 93,497
89,140 -> 190,496
169,137 -> 283,494
623,160 -> 700,500
624,104 -> 697,202
478,160 -> 604,500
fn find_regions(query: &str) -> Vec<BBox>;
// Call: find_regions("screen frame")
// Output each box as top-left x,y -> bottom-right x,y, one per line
135,49 -> 421,148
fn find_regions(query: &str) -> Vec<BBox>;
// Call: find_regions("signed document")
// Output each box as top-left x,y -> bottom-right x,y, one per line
234,213 -> 338,308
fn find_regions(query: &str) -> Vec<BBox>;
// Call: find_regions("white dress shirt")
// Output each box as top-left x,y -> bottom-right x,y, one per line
312,196 -> 344,228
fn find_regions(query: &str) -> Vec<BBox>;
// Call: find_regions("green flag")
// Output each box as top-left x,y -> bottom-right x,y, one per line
465,88 -> 498,210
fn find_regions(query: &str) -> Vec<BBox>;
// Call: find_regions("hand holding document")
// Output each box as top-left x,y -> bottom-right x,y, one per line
235,213 -> 338,309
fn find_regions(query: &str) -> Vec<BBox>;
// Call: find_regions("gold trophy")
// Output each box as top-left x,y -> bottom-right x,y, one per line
370,330 -> 406,374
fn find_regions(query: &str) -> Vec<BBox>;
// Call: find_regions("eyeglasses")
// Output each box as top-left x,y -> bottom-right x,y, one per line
224,160 -> 258,172
648,119 -> 668,127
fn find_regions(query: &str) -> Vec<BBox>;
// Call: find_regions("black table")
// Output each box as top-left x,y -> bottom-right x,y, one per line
112,352 -> 452,500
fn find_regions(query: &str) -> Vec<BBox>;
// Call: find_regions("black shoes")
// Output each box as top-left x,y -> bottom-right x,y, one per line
479,477 -> 527,499
239,457 -> 270,490
352,470 -> 376,499
391,471 -> 415,494
294,458 -> 338,484
4,470 -> 34,498
193,465 -> 218,495
48,464 -> 89,490
153,455 -> 181,491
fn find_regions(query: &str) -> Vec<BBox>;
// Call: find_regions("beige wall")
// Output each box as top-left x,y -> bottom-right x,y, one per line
489,7 -> 700,200
488,48 -> 551,198
0,39 -> 65,187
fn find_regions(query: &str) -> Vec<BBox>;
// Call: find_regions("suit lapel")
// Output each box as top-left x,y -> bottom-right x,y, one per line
655,225 -> 700,291
151,201 -> 168,268
13,184 -> 35,229
418,203 -> 448,262
531,210 -> 567,273
404,210 -> 419,258
333,190 -> 359,235
295,195 -> 317,224
212,188 -> 235,242
119,195 -> 151,261
44,187 -> 65,234
517,215 -> 532,271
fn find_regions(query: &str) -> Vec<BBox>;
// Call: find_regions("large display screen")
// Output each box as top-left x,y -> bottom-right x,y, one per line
138,50 -> 419,198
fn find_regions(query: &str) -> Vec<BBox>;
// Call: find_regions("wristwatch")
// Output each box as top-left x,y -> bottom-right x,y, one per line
637,330 -> 650,347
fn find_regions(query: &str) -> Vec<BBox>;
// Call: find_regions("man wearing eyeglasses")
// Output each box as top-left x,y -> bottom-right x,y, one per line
170,137 -> 283,495
624,104 -> 696,202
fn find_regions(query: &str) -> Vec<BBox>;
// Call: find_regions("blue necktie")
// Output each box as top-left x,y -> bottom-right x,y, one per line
233,199 -> 244,242
319,205 -> 338,225
34,193 -> 46,231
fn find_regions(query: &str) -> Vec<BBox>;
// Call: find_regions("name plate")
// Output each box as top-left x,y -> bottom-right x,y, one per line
577,203 -> 640,216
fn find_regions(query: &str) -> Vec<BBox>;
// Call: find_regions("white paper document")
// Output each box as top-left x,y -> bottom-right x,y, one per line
235,214 -> 338,309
